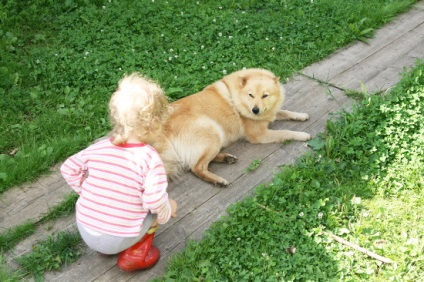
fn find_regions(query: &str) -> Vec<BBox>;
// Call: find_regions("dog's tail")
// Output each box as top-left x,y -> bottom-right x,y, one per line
151,134 -> 186,180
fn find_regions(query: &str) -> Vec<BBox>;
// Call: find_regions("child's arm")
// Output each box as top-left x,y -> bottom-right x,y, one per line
60,151 -> 87,194
142,156 -> 176,224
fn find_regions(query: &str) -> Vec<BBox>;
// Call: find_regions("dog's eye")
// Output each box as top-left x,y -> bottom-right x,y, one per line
262,94 -> 269,98
248,93 -> 254,98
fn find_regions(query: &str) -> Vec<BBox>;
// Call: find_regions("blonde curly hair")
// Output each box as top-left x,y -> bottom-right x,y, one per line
109,73 -> 170,145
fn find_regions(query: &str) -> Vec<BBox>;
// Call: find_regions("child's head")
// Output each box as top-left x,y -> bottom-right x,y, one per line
109,73 -> 170,145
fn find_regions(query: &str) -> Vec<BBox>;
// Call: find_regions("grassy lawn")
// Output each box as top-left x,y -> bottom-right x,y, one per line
0,0 -> 417,192
0,0 -> 422,281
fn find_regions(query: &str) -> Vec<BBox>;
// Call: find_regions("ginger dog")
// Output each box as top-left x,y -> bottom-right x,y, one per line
145,68 -> 311,187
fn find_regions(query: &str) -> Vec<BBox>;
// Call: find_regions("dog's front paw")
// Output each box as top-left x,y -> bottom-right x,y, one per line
296,113 -> 309,121
295,132 -> 311,141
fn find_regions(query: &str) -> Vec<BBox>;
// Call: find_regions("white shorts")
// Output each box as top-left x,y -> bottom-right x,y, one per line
76,213 -> 154,255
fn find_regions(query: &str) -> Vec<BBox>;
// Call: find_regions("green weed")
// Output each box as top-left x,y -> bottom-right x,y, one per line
16,231 -> 82,281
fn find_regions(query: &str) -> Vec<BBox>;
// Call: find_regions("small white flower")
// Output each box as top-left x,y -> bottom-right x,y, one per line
174,76 -> 178,79
219,6 -> 222,9
299,212 -> 304,217
271,47 -> 275,51
169,48 -> 174,52
237,237 -> 241,241
201,45 -> 205,49
228,35 -> 233,39
266,37 -> 269,41
213,18 -> 216,22
161,34 -> 164,37
168,57 -> 172,61
223,70 -> 227,74
202,66 -> 206,70
102,6 -> 106,9
317,212 -> 323,219
351,196 -> 361,205
218,32 -> 222,36
36,59 -> 40,64
196,1 -> 199,4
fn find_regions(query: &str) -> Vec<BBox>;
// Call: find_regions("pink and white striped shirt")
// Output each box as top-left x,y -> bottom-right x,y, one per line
60,138 -> 171,237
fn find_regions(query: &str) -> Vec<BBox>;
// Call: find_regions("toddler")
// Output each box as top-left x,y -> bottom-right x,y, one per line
61,73 -> 177,271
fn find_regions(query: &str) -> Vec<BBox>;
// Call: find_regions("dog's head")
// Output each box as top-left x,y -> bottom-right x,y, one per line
226,69 -> 285,121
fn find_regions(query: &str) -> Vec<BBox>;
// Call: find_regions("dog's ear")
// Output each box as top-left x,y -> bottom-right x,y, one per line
273,76 -> 280,84
239,76 -> 248,87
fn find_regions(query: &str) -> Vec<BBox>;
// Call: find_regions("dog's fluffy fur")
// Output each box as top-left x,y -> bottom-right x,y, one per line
147,68 -> 311,186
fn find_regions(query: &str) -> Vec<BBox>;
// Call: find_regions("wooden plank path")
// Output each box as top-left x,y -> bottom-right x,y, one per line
1,2 -> 423,281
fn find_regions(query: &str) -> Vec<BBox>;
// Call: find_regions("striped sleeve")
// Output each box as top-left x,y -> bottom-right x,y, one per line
141,150 -> 171,224
60,150 -> 87,195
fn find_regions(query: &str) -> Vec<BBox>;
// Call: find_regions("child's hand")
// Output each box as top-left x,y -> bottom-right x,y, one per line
169,198 -> 177,218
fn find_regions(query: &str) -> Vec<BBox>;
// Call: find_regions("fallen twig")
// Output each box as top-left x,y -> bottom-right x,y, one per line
325,232 -> 394,264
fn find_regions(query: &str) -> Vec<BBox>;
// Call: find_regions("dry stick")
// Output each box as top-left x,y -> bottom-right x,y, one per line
325,232 -> 394,264
257,203 -> 394,264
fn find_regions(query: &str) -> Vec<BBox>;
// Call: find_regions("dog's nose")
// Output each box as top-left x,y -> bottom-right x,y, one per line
252,107 -> 260,114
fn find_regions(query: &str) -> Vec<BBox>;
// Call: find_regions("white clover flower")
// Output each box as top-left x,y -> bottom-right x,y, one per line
196,1 -> 199,4
169,48 -> 174,52
299,212 -> 304,217
318,212 -> 323,219
201,45 -> 205,49
223,70 -> 227,74
168,56 -> 172,61
271,47 -> 275,51
202,66 -> 206,70
161,34 -> 164,37
36,59 -> 40,64
228,35 -> 233,39
266,37 -> 269,40
213,18 -> 216,22
218,32 -> 222,36
102,6 -> 106,9
237,237 -> 241,241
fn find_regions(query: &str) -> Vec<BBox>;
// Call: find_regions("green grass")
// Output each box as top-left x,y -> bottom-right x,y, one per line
0,0 -> 417,193
154,61 -> 424,281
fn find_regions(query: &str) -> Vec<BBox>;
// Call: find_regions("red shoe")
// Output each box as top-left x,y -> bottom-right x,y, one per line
117,232 -> 160,271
